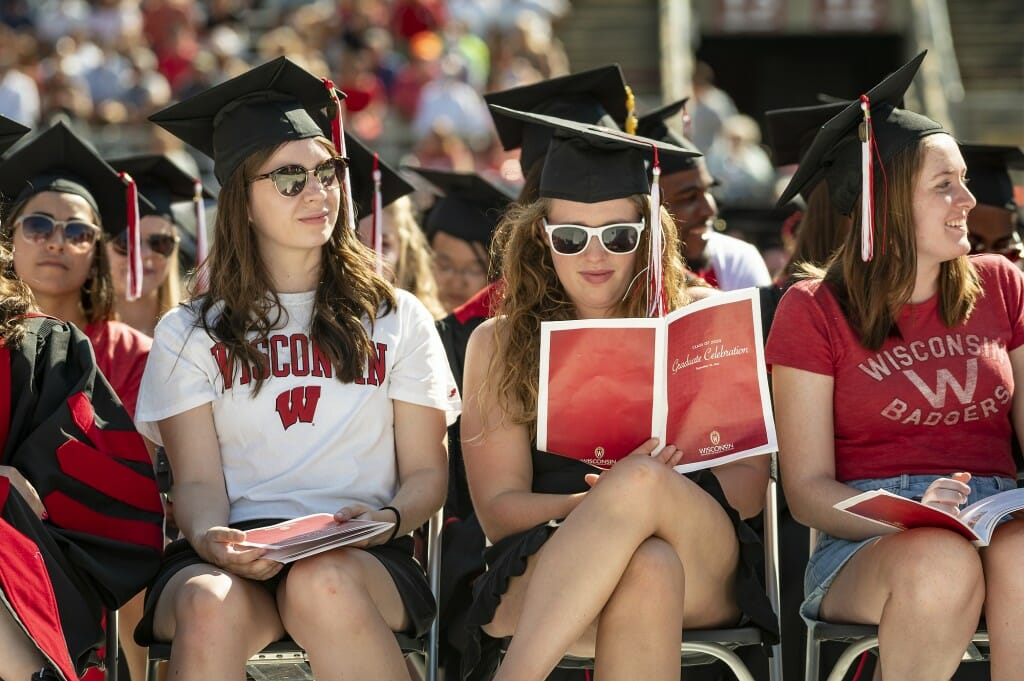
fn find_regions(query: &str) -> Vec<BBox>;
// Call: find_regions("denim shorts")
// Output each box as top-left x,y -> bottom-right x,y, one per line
801,473 -> 1017,622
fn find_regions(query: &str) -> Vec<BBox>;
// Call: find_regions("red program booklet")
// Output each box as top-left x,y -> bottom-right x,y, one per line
238,513 -> 393,562
537,288 -> 776,472
835,487 -> 1024,546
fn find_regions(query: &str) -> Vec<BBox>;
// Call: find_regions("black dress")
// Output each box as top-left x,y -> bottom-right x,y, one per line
460,448 -> 779,681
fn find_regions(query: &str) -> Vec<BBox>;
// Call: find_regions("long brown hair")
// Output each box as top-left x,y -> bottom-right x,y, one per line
1,193 -> 115,324
0,239 -> 34,348
484,195 -> 690,436
804,135 -> 980,350
783,180 -> 852,280
387,196 -> 444,319
193,136 -> 396,393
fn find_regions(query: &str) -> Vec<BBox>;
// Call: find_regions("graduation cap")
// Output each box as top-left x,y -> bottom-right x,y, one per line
484,65 -> 635,174
149,56 -> 345,186
776,51 -> 944,260
346,132 -> 414,222
0,115 -> 29,156
404,167 -> 515,248
635,98 -> 703,175
960,144 -> 1024,211
0,121 -> 155,299
764,101 -> 849,167
489,106 -> 702,317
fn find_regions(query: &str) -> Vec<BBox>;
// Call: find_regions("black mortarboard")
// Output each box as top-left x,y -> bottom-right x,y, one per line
489,106 -> 701,203
405,167 -> 515,248
0,121 -> 153,235
960,144 -> 1024,211
764,101 -> 849,167
0,115 -> 29,156
149,56 -> 344,185
777,51 -> 944,215
108,154 -> 216,221
346,132 -> 415,222
635,98 -> 703,175
485,65 -> 633,174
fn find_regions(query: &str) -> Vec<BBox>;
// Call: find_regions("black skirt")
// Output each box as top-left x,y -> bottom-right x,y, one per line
459,466 -> 779,681
134,520 -> 436,646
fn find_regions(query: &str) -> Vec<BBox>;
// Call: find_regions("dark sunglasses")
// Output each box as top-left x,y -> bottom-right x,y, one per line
968,233 -> 1024,263
542,218 -> 645,256
16,214 -> 100,250
249,156 -> 349,197
111,231 -> 179,258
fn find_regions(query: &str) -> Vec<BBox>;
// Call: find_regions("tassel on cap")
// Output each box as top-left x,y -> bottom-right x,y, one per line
323,77 -> 357,232
372,152 -> 383,277
118,171 -> 143,301
859,94 -> 874,262
646,146 -> 666,318
624,85 -> 638,135
193,178 -> 209,292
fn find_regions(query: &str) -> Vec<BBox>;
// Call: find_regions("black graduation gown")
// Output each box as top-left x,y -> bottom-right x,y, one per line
0,316 -> 163,680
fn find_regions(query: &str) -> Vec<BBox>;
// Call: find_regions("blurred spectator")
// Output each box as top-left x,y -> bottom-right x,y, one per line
1,0 -> 34,29
705,114 -> 776,206
390,0 -> 446,41
413,54 -> 491,148
392,30 -> 443,122
0,28 -> 39,126
411,120 -> 476,172
335,42 -> 389,140
87,0 -> 143,46
690,61 -> 737,153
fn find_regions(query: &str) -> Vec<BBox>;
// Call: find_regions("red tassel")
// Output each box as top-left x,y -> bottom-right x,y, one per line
118,171 -> 142,300
323,77 -> 356,232
193,178 -> 209,292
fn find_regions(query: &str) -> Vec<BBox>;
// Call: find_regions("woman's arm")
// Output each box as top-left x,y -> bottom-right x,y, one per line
158,403 -> 281,580
773,364 -> 901,541
461,320 -> 586,543
1011,345 -> 1024,453
710,455 -> 769,520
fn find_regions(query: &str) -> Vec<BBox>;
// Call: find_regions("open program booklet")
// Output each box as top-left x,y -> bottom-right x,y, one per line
835,487 -> 1024,547
537,288 -> 777,473
238,514 -> 394,563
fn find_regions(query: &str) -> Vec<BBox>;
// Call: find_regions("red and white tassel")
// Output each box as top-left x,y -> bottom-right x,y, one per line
372,152 -> 383,277
647,148 -> 666,318
682,103 -> 693,140
119,171 -> 143,301
193,178 -> 209,292
859,94 -> 874,262
322,77 -> 356,232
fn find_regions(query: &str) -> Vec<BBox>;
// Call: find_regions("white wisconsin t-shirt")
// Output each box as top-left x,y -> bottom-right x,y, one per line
136,289 -> 460,524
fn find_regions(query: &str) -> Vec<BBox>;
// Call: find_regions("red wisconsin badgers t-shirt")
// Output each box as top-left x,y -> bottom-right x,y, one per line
766,255 -> 1024,481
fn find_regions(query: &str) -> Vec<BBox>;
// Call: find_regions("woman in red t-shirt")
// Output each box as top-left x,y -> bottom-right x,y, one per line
767,54 -> 1024,680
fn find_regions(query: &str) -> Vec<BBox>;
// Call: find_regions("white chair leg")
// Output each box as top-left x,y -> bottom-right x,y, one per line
805,630 -> 820,681
824,638 -> 878,681
681,642 -> 756,681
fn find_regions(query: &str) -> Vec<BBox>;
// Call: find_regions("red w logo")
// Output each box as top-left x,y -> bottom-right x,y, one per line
275,386 -> 322,429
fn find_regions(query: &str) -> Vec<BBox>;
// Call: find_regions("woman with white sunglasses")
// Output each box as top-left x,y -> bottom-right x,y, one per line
458,109 -> 777,681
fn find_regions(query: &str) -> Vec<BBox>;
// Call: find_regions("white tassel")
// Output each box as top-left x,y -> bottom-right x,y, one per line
859,95 -> 873,262
372,153 -> 383,277
193,179 -> 209,292
647,164 -> 664,317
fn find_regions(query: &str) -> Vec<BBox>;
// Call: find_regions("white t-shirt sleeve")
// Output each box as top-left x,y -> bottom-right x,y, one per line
388,290 -> 462,426
135,304 -> 219,444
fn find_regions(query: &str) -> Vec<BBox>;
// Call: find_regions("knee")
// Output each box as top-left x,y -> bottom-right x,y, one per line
598,455 -> 674,513
173,576 -> 246,639
620,538 -> 684,594
887,529 -> 984,610
284,550 -> 371,614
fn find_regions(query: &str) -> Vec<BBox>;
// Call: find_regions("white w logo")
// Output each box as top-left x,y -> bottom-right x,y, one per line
902,359 -> 978,408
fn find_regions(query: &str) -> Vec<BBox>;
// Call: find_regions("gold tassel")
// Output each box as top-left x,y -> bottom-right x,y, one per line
624,85 -> 637,135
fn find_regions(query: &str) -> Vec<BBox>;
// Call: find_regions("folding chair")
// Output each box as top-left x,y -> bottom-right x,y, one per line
144,508 -> 444,680
103,608 -> 119,681
505,454 -> 784,681
803,527 -> 990,681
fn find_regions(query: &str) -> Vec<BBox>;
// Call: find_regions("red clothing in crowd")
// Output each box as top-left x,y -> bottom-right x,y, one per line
85,320 -> 152,419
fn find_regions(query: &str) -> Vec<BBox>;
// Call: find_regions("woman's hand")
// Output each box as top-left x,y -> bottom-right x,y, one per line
920,472 -> 973,517
584,438 -> 682,488
194,527 -> 284,581
0,465 -> 46,519
334,503 -> 399,548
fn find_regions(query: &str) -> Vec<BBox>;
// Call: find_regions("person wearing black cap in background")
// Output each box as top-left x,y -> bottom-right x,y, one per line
962,144 -> 1024,266
0,121 -> 156,419
767,51 -> 1024,680
107,154 -> 215,337
349,135 -> 445,318
132,57 -> 459,678
459,107 -> 777,681
0,115 -> 162,681
636,99 -> 772,291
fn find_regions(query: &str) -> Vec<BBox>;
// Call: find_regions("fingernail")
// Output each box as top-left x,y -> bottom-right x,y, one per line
41,511 -> 49,520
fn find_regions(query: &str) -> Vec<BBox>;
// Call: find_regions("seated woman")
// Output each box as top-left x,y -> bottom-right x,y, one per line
768,54 -> 1024,680
459,108 -> 777,681
0,117 -> 163,681
133,57 -> 459,678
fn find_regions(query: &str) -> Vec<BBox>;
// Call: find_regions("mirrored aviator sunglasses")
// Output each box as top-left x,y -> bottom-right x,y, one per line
16,214 -> 100,249
542,218 -> 645,256
249,156 -> 349,197
111,231 -> 179,258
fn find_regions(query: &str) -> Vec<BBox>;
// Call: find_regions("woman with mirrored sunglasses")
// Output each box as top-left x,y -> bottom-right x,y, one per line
106,221 -> 181,337
133,58 -> 458,679
458,109 -> 776,681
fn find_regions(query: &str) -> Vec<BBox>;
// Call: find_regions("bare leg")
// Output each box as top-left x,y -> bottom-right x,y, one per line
118,591 -> 148,681
981,518 -> 1024,681
278,548 -> 411,681
153,563 -> 284,680
0,602 -> 45,680
819,528 -> 984,681
489,456 -> 740,681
